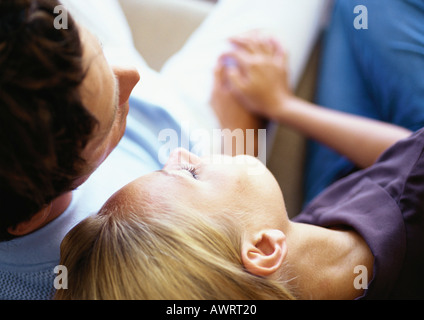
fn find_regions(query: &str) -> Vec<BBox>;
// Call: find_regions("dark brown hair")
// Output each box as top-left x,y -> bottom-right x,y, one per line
0,0 -> 98,241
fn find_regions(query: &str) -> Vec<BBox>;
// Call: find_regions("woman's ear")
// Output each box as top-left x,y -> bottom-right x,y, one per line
241,229 -> 288,277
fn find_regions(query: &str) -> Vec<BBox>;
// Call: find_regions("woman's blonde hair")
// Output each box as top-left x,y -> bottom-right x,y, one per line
55,198 -> 296,300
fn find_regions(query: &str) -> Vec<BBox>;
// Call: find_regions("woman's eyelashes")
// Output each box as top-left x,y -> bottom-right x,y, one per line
181,164 -> 199,180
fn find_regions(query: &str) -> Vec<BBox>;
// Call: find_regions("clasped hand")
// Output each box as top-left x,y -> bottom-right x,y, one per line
213,34 -> 293,122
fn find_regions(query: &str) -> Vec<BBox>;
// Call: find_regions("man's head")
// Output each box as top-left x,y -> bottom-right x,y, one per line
0,0 -> 139,241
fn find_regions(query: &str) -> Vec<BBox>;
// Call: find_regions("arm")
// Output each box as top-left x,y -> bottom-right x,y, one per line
210,54 -> 266,157
272,96 -> 412,168
222,35 -> 412,168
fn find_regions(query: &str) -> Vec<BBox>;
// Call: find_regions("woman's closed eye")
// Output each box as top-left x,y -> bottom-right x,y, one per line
181,164 -> 199,180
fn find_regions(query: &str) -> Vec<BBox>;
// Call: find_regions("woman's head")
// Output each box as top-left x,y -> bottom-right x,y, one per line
56,149 -> 296,299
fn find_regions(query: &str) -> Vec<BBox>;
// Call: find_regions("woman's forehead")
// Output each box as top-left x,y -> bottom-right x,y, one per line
105,172 -> 170,206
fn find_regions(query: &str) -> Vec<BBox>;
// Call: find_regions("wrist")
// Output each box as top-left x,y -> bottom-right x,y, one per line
271,94 -> 301,123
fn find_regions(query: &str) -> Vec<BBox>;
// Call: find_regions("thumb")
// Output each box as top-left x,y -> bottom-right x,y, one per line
225,66 -> 247,93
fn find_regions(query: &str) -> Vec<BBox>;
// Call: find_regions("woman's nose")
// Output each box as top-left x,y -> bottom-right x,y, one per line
163,148 -> 201,170
112,66 -> 140,106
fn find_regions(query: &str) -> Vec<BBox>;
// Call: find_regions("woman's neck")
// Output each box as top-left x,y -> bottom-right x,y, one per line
284,221 -> 374,300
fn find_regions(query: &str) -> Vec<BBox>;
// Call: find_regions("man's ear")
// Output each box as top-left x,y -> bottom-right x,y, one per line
7,205 -> 51,236
241,229 -> 288,277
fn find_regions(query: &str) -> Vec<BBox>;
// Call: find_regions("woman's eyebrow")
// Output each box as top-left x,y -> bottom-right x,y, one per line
157,170 -> 184,180
157,170 -> 171,177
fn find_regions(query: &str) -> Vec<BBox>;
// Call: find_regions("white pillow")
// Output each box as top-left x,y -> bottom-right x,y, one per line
60,0 -> 136,59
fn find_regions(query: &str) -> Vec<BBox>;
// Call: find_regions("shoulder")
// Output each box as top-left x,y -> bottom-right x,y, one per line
294,129 -> 424,299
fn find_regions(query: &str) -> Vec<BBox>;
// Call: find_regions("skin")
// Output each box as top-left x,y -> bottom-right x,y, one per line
205,34 -> 418,298
210,56 -> 266,157
213,35 -> 412,168
102,148 -> 374,300
8,26 -> 140,236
